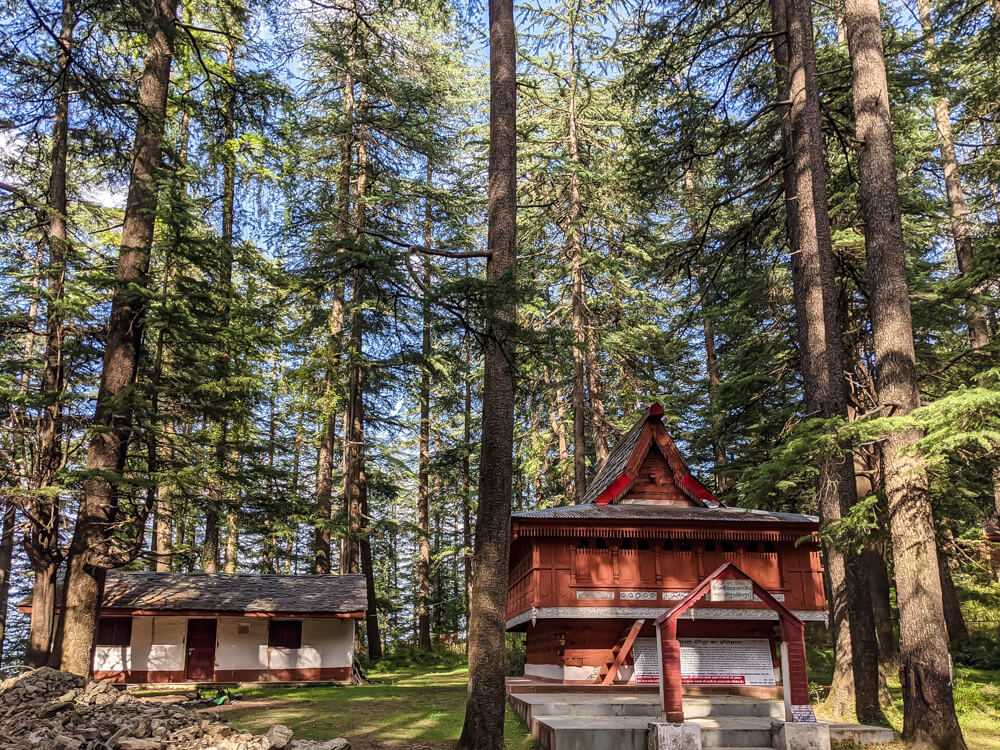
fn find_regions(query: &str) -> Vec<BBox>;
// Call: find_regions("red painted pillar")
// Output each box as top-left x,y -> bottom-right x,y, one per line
658,617 -> 683,722
781,617 -> 810,708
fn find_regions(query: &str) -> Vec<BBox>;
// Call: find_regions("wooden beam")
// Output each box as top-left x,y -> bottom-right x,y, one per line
601,618 -> 645,686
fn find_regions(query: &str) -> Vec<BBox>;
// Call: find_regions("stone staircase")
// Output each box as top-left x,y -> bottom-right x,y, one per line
508,692 -> 894,750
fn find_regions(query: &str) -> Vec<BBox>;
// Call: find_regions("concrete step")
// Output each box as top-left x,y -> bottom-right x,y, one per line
535,716 -> 649,750
688,717 -> 775,748
683,696 -> 785,719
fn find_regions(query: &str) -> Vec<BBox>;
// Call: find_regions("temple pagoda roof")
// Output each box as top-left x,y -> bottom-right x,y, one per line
580,402 -> 721,507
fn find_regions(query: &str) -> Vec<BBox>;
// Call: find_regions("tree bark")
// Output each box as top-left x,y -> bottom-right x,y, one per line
417,162 -> 433,650
56,0 -> 179,676
772,0 -> 884,721
462,325 -> 473,623
314,52 -> 354,575
585,328 -> 609,465
203,508 -> 220,572
342,92 -> 368,579
0,500 -> 15,663
916,0 -> 989,350
844,0 -> 966,743
457,0 -> 516,745
26,0 -> 74,667
864,545 -> 899,672
565,20 -> 588,504
937,536 -> 968,642
217,40 -> 238,576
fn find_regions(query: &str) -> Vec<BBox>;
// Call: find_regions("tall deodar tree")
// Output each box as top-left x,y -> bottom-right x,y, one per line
57,0 -> 180,676
458,0 -> 517,745
842,0 -> 966,744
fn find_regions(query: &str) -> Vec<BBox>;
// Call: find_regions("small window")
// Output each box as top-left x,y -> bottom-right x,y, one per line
747,542 -> 759,553
268,620 -> 302,649
577,538 -> 590,549
96,617 -> 132,647
764,541 -> 776,553
636,539 -> 650,550
704,541 -> 716,552
722,541 -> 735,553
621,539 -> 632,550
662,540 -> 673,551
678,540 -> 692,552
594,538 -> 608,550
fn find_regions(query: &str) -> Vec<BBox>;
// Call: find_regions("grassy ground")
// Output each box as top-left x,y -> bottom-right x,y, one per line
205,658 -> 1000,749
808,645 -> 1000,750
211,665 -> 540,750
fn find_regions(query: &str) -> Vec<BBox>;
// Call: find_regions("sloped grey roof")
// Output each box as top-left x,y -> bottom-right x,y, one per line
24,572 -> 367,615
513,503 -> 818,525
581,417 -> 645,504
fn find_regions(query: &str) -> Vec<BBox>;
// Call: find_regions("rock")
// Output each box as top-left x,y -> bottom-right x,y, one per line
118,739 -> 163,750
263,724 -> 294,749
289,740 -> 350,750
0,667 -> 286,750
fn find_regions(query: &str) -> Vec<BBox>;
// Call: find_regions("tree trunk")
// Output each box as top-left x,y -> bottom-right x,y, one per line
566,21 -> 588,504
916,0 -> 989,350
772,0 -> 884,721
865,545 -> 899,672
224,507 -> 238,574
843,0 -> 966,743
585,328 -> 609,465
358,399 -> 382,660
342,94 -> 368,579
462,326 -> 473,623
56,0 -> 179,676
0,500 -> 15,663
203,509 -> 220,572
549,379 -> 572,500
153,422 -> 173,572
937,538 -> 968,642
417,162 -> 433,650
314,54 -> 354,575
217,40 -> 238,576
26,0 -> 74,667
27,561 -> 59,667
457,0 -> 516,745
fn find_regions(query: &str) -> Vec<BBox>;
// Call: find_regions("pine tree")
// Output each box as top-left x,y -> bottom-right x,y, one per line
843,0 -> 966,743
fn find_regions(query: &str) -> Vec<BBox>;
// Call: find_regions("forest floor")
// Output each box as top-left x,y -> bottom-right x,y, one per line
206,659 -> 1000,749
211,664 -> 540,749
808,647 -> 1000,750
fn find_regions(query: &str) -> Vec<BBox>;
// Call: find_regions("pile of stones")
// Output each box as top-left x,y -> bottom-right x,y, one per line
0,667 -> 349,750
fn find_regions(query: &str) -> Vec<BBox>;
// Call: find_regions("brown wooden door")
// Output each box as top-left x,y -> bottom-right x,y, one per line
185,619 -> 216,681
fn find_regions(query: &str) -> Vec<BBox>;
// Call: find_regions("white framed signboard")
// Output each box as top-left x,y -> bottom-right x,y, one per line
679,638 -> 776,686
631,637 -> 660,685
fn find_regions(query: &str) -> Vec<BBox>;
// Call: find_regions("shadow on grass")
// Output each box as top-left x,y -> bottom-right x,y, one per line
220,666 -> 539,749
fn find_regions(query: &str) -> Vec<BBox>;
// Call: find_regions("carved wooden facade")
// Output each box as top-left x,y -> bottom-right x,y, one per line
507,404 -> 826,691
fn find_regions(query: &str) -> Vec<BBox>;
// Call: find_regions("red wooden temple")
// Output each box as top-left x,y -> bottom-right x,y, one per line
507,403 -> 826,721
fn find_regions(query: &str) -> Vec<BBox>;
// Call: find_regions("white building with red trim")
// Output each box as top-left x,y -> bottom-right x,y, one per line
20,572 -> 366,684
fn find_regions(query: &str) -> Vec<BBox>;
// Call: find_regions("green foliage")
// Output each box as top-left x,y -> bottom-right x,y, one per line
366,643 -> 467,673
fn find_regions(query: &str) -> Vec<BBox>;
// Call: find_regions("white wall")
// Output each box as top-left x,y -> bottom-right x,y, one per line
94,615 -> 187,673
523,662 -> 632,683
132,616 -> 186,671
215,616 -> 354,671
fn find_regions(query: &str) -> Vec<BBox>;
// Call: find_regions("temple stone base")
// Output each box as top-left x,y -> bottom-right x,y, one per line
647,721 -> 702,750
771,720 -> 831,750
507,685 -> 895,750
